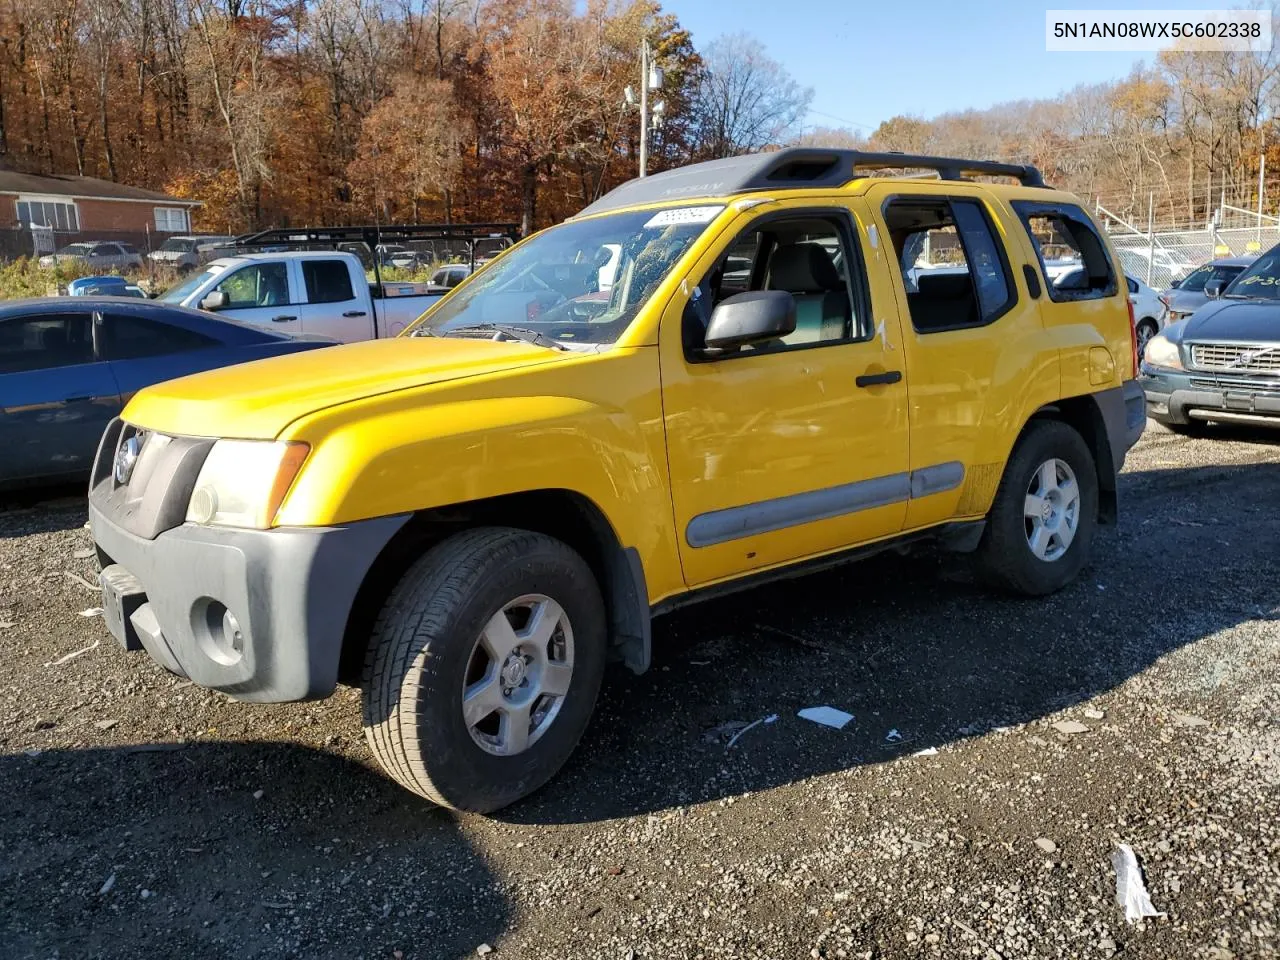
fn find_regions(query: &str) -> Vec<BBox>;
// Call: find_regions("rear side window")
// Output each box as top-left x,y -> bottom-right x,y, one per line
101,313 -> 217,360
883,197 -> 1016,334
302,260 -> 355,304
1014,201 -> 1117,303
0,312 -> 94,373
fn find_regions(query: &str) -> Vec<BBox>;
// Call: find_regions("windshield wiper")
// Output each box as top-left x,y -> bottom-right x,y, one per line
1222,293 -> 1272,301
437,323 -> 569,351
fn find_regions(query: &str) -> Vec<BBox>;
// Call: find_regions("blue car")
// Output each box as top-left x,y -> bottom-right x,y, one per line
0,297 -> 334,489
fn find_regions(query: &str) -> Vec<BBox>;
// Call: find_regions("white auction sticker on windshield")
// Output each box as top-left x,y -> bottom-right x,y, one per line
644,206 -> 724,228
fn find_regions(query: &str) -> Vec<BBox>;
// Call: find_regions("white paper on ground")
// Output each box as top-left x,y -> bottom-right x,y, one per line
1112,843 -> 1165,923
797,706 -> 854,730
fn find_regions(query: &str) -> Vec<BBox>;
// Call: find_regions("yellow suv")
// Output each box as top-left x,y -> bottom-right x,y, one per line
89,150 -> 1145,811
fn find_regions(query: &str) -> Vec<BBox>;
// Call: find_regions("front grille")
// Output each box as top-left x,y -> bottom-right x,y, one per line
89,418 -> 214,540
1189,375 -> 1280,397
1189,342 -> 1280,373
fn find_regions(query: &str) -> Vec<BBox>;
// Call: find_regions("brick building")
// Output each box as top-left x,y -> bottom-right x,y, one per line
0,168 -> 202,258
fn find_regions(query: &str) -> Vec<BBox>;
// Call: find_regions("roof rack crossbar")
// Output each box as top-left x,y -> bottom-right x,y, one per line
842,151 -> 1044,187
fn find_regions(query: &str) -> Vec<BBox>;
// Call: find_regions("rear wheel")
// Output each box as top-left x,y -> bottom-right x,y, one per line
975,420 -> 1099,596
362,527 -> 606,812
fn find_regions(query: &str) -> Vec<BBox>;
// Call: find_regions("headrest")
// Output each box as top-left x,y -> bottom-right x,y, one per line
769,243 -> 842,293
916,272 -> 972,298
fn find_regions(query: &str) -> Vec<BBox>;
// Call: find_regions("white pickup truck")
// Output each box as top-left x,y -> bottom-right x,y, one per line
158,250 -> 446,341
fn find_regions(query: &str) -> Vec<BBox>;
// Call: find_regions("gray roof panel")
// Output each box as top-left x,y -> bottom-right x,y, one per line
576,148 -> 1046,218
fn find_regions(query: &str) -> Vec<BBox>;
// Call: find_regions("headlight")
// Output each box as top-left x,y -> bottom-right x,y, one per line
186,440 -> 309,529
1143,334 -> 1183,370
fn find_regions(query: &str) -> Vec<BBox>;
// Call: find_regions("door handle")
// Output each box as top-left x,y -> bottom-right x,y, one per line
271,315 -> 297,323
856,370 -> 902,388
342,310 -> 367,318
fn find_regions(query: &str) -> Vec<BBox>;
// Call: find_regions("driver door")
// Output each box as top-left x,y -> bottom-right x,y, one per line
209,261 -> 300,334
659,200 -> 911,587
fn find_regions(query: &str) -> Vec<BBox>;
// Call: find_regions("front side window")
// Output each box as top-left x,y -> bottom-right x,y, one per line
884,197 -> 1016,333
215,263 -> 290,308
409,205 -> 722,348
682,212 -> 865,357
1014,201 -> 1116,303
301,260 -> 355,304
0,312 -> 94,373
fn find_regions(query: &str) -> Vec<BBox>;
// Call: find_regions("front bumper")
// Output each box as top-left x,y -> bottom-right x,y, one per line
91,504 -> 407,701
1140,364 -> 1280,426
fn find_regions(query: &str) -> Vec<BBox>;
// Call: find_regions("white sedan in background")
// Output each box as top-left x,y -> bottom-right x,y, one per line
1125,273 -> 1168,357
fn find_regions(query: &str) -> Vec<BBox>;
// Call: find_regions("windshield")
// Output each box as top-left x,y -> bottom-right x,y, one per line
159,238 -> 196,253
1223,253 -> 1280,299
160,267 -> 222,303
57,243 -> 93,256
406,205 -> 723,347
1178,263 -> 1245,293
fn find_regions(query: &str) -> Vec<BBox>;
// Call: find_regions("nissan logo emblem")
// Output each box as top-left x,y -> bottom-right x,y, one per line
114,434 -> 143,485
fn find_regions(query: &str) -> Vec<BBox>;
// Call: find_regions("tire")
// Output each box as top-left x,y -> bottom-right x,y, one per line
1135,318 -> 1158,361
362,527 -> 607,813
975,420 -> 1099,596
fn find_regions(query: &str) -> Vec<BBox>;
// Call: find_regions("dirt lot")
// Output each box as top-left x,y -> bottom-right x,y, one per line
1,424 -> 1278,960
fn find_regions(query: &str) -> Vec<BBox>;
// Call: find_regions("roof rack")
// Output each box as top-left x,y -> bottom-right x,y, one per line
231,223 -> 519,249
575,149 -> 1045,217
229,223 -> 520,284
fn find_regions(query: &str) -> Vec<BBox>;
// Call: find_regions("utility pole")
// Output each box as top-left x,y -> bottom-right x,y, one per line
1258,123 -> 1267,248
639,38 -> 649,179
1146,192 -> 1155,286
625,39 -> 665,178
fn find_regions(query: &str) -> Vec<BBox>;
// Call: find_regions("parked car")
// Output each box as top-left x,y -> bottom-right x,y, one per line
147,235 -> 235,271
1119,246 -> 1198,287
39,241 -> 144,272
1141,244 -> 1280,433
158,250 -> 446,341
430,263 -> 472,288
0,297 -> 333,489
88,148 -> 1143,813
1161,256 -> 1254,322
1056,269 -> 1166,356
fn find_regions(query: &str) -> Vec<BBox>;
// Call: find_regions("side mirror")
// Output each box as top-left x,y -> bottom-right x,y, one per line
1203,278 -> 1223,299
703,290 -> 796,351
200,290 -> 229,311
1168,277 -> 1182,289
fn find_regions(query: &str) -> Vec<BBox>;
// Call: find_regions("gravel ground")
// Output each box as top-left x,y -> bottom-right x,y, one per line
1,422 -> 1278,960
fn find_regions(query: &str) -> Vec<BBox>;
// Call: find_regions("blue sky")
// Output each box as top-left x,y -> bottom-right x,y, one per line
673,0 -> 1243,134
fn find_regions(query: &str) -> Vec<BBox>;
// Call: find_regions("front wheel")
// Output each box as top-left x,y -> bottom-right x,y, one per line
1135,319 -> 1158,361
975,420 -> 1099,596
362,527 -> 607,812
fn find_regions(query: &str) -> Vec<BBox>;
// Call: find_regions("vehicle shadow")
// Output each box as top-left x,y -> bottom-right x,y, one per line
0,742 -> 505,960
504,459 -> 1280,825
0,482 -> 89,539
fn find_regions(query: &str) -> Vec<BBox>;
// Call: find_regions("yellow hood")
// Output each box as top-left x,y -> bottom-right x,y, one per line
123,336 -> 568,440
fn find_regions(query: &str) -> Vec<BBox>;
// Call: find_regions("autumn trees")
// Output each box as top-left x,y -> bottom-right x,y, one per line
1,0 -> 1275,237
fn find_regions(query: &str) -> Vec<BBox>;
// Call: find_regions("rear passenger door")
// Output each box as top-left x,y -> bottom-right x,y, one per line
98,311 -> 222,404
863,185 -> 1051,530
297,258 -> 372,342
0,310 -> 120,483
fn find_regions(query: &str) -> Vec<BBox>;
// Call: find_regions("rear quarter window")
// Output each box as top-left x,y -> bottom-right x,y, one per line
1013,201 -> 1118,303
